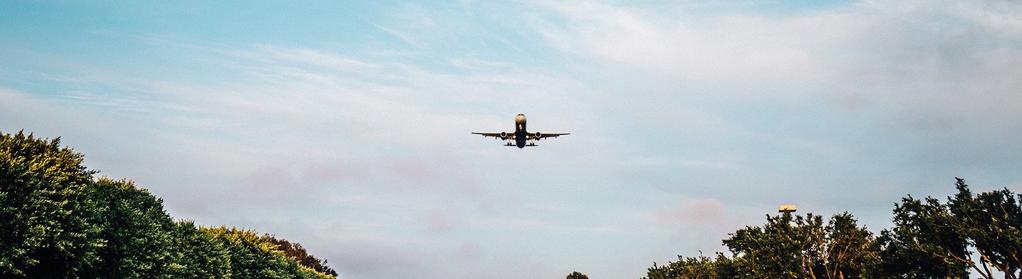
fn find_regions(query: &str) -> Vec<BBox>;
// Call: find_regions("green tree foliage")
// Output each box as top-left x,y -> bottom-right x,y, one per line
0,131 -> 337,278
567,270 -> 589,279
823,213 -> 877,278
645,254 -> 725,279
87,178 -> 178,278
723,213 -> 826,277
874,195 -> 969,278
877,178 -> 1022,278
948,178 -> 1022,278
204,227 -> 333,279
263,235 -> 339,276
722,212 -> 878,278
0,131 -> 103,278
168,220 -> 232,278
647,178 -> 1022,279
646,213 -> 878,279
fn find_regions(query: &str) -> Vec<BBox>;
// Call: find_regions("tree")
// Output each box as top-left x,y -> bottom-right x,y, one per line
167,221 -> 231,278
1,130 -> 337,278
262,235 -> 338,276
567,270 -> 589,279
948,178 -> 1022,278
647,212 -> 877,279
822,213 -> 878,279
645,254 -> 722,279
204,227 -> 333,279
0,131 -> 103,278
87,178 -> 179,278
644,178 -> 1022,279
875,195 -> 970,278
874,178 -> 1022,278
722,213 -> 830,278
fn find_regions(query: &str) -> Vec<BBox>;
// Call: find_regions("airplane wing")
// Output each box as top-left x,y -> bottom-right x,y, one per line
527,132 -> 570,140
472,132 -> 513,139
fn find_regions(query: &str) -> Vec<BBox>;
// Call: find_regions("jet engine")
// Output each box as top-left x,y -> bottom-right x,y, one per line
500,132 -> 508,139
534,132 -> 542,139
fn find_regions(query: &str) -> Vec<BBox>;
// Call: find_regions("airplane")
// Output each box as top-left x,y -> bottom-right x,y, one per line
472,114 -> 570,148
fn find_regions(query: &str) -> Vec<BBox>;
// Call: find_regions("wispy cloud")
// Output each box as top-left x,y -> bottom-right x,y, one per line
470,217 -> 625,234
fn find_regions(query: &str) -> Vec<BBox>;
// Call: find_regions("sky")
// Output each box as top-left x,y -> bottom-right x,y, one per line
2,0 -> 1021,278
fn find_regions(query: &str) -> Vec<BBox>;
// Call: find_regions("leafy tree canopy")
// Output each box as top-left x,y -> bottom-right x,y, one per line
0,130 -> 337,278
646,178 -> 1021,279
0,131 -> 102,278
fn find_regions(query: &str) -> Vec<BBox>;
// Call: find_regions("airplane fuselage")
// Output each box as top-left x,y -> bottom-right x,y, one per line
514,114 -> 528,148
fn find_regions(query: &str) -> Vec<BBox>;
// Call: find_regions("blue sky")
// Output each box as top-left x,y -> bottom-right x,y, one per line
3,1 -> 1022,278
